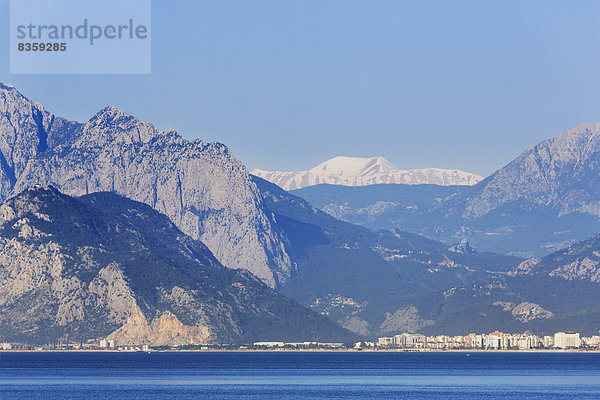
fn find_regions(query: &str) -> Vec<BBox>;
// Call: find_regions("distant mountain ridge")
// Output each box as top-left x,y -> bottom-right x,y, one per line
252,156 -> 483,190
292,124 -> 600,258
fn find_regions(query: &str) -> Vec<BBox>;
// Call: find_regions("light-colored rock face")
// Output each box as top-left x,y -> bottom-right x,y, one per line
88,263 -> 139,324
340,316 -> 370,337
0,84 -> 55,198
448,239 -> 476,254
510,302 -> 554,322
106,308 -> 212,346
252,156 -> 483,190
509,236 -> 600,284
0,192 -> 148,340
0,230 -> 137,333
549,257 -> 600,283
0,84 -> 293,287
509,258 -> 541,276
493,301 -> 554,322
493,301 -> 515,312
309,294 -> 370,336
465,123 -> 600,218
378,306 -> 434,334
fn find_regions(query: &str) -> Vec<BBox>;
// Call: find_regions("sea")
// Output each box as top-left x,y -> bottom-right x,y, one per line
1,351 -> 599,399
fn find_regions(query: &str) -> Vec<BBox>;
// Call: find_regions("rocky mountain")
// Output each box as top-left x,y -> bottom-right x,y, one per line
448,239 -> 477,254
252,156 -> 483,190
252,176 -> 546,336
464,123 -> 600,219
510,233 -> 600,284
0,82 -> 292,287
0,187 -> 354,345
292,124 -> 600,258
3,83 -> 596,338
254,175 -> 600,336
486,232 -> 600,333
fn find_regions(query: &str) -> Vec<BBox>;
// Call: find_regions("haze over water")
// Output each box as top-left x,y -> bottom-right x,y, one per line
1,352 -> 599,399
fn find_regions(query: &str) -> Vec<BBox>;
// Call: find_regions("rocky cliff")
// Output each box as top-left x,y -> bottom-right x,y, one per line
0,83 -> 292,287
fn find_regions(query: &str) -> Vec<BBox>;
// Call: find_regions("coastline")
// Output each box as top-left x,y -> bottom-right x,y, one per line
2,348 -> 598,354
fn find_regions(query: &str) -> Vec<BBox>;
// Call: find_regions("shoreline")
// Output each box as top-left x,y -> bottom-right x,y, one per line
2,348 -> 598,354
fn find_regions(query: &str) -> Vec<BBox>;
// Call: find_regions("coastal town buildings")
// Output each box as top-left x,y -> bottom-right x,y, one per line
1,331 -> 598,351
376,331 -> 597,350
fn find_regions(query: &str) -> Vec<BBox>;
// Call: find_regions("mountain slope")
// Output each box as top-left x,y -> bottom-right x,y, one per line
436,124 -> 600,256
0,82 -> 291,287
252,156 -> 483,190
465,123 -> 600,219
291,124 -> 600,258
511,233 -> 600,284
255,175 -> 600,336
251,176 -> 530,337
0,187 -> 355,345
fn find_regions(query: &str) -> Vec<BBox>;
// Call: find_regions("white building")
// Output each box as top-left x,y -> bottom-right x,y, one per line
582,336 -> 600,347
543,336 -> 554,348
484,332 -> 503,349
516,336 -> 536,350
253,342 -> 285,347
467,334 -> 483,348
393,333 -> 425,348
554,332 -> 580,349
317,343 -> 344,348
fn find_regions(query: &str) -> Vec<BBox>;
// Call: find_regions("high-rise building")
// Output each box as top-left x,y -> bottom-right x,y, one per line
543,336 -> 554,348
554,332 -> 580,349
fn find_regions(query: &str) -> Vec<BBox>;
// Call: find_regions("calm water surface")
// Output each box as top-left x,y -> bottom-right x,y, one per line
1,351 -> 599,399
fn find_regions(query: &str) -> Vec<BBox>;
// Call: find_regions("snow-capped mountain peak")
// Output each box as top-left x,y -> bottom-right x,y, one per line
252,156 -> 483,190
310,156 -> 398,177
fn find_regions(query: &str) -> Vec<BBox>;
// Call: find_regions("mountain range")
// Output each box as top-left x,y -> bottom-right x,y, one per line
293,124 -> 600,258
252,156 -> 483,190
1,83 -> 598,342
0,82 -> 291,288
254,176 -> 600,336
0,186 -> 354,345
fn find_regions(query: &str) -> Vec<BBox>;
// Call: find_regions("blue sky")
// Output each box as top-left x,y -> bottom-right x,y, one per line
1,0 -> 600,176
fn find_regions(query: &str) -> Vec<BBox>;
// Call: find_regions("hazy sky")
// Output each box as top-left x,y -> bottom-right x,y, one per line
2,0 -> 600,177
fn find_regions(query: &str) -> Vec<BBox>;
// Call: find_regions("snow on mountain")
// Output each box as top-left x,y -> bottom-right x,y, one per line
252,156 -> 483,190
291,124 -> 600,257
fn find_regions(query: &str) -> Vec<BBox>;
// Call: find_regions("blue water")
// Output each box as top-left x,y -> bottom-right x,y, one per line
1,351 -> 599,399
